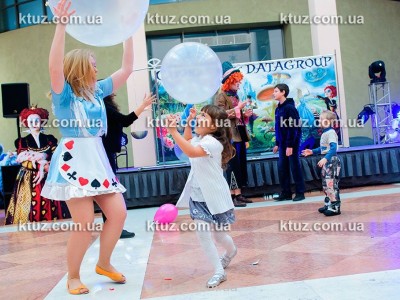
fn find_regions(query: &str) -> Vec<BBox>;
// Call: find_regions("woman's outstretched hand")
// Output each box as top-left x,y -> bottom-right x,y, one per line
53,0 -> 76,22
142,93 -> 157,111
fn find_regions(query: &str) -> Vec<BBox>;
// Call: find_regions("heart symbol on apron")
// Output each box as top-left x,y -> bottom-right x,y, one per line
65,140 -> 74,150
79,177 -> 89,186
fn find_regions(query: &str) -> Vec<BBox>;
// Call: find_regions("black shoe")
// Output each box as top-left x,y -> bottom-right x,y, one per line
233,199 -> 247,207
120,229 -> 135,239
293,193 -> 305,202
318,197 -> 330,213
324,201 -> 341,216
273,193 -> 292,201
318,206 -> 328,213
235,195 -> 253,203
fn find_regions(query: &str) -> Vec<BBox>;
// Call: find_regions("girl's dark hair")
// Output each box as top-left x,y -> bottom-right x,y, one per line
201,104 -> 235,168
103,93 -> 120,111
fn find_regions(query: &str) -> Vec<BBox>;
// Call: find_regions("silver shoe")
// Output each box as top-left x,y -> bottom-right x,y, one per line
206,273 -> 227,288
220,247 -> 237,269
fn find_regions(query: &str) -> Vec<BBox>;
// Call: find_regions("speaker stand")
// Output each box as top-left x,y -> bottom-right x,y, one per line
16,117 -> 21,140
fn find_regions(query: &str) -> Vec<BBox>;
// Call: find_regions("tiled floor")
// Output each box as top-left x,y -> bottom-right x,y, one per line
1,184 -> 400,299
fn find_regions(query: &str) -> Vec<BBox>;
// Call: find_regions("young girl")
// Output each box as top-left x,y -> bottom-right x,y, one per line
302,110 -> 341,216
166,105 -> 238,288
41,0 -> 133,294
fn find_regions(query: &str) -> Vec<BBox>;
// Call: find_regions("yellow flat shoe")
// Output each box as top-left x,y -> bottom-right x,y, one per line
95,265 -> 126,283
67,281 -> 89,295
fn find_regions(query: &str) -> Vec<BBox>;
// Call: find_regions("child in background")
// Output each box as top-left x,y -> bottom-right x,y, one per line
166,105 -> 237,288
302,110 -> 342,216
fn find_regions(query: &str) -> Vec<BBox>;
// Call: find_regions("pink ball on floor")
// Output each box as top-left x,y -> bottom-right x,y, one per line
154,204 -> 178,224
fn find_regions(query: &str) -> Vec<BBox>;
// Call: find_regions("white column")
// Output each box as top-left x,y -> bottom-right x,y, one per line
308,0 -> 349,147
127,24 -> 157,167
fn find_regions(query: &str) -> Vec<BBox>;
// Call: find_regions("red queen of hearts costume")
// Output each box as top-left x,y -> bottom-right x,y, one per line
5,107 -> 70,224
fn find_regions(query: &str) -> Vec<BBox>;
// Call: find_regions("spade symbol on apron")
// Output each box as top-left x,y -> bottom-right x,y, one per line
63,152 -> 73,161
91,179 -> 101,189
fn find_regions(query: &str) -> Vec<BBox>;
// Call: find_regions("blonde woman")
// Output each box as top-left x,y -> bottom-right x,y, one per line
41,0 -> 133,294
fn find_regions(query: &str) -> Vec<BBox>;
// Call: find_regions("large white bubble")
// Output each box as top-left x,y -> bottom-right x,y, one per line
161,42 -> 222,104
48,0 -> 149,47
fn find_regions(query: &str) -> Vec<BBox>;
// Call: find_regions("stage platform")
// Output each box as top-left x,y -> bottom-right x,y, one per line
117,143 -> 400,208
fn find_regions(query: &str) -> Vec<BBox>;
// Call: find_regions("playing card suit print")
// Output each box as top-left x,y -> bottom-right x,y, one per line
61,164 -> 71,172
79,177 -> 89,186
67,171 -> 77,180
91,179 -> 101,189
65,140 -> 74,150
103,179 -> 110,188
63,152 -> 73,161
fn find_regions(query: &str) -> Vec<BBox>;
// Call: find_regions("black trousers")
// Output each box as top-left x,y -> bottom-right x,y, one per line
278,144 -> 305,195
226,141 -> 248,190
102,151 -> 117,223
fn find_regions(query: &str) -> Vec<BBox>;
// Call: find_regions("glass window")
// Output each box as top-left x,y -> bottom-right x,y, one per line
1,7 -> 17,32
46,3 -> 54,19
250,29 -> 269,62
268,29 -> 285,60
19,0 -> 43,28
1,0 -> 16,9
147,35 -> 182,60
0,0 -> 47,33
218,29 -> 248,36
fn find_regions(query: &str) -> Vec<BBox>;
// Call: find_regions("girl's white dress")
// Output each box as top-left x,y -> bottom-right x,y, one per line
176,135 -> 235,224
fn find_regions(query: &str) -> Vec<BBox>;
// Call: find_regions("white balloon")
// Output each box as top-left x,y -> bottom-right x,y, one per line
48,0 -> 149,47
161,42 -> 222,104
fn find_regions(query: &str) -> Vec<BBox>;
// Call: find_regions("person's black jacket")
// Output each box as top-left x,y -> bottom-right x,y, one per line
102,102 -> 138,154
274,98 -> 302,148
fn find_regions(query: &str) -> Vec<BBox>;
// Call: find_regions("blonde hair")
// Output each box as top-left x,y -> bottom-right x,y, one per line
63,49 -> 97,101
320,110 -> 337,127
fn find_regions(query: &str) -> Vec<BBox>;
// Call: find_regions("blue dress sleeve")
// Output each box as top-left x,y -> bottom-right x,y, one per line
51,81 -> 71,107
97,77 -> 113,98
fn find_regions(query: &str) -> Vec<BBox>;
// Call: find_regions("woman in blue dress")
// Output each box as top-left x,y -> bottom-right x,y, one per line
41,0 -> 132,294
